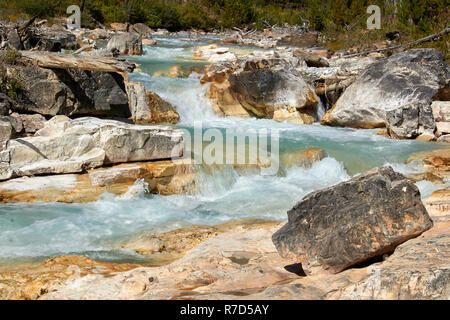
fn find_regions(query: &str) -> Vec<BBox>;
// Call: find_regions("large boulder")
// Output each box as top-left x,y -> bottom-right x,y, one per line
0,116 -> 184,180
322,49 -> 449,129
107,32 -> 142,56
272,166 -> 433,275
22,27 -> 78,52
6,64 -> 130,117
202,55 -> 319,124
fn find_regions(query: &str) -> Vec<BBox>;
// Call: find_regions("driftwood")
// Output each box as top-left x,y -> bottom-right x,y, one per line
20,51 -> 136,73
315,77 -> 356,95
343,27 -> 450,58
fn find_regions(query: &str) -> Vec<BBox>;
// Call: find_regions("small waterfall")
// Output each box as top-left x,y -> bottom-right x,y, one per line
315,99 -> 326,122
128,72 -> 219,124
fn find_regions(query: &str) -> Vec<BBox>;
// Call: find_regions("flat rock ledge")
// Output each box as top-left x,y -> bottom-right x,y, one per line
0,116 -> 184,181
0,159 -> 196,203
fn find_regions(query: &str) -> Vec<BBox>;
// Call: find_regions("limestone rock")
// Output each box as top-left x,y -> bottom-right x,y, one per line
202,56 -> 319,124
109,23 -> 129,32
431,101 -> 450,122
279,148 -> 327,169
131,23 -> 152,38
0,118 -> 12,150
277,32 -> 318,48
322,49 -> 449,129
126,82 -> 179,124
407,149 -> 450,181
272,166 -> 433,275
0,159 -> 195,203
0,117 -> 184,180
107,32 -> 142,56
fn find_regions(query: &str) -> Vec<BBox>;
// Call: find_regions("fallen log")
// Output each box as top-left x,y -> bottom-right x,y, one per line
343,26 -> 450,58
20,51 -> 136,73
315,77 -> 356,95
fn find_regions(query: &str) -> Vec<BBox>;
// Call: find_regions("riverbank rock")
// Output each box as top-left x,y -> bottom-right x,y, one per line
107,32 -> 142,56
407,148 -> 450,181
126,82 -> 180,124
0,159 -> 195,203
0,256 -> 142,300
0,116 -> 184,181
386,103 -> 435,139
2,23 -> 78,52
3,60 -> 130,117
131,23 -> 152,38
1,190 -> 448,300
277,32 -> 318,48
272,166 -> 433,275
293,49 -> 329,68
193,45 -> 237,63
322,49 -> 449,129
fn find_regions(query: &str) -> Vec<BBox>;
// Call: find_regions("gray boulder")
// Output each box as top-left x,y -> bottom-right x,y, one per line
322,49 -> 449,128
386,103 -> 435,139
107,32 -> 142,56
272,166 -> 433,275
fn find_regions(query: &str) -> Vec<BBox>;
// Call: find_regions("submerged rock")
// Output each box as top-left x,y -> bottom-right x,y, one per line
322,49 -> 449,129
272,166 -> 433,275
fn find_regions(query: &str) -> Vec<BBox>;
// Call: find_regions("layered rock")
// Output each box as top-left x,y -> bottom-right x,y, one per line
0,116 -> 184,181
126,82 -> 180,124
407,148 -> 450,181
0,159 -> 195,203
322,49 -> 449,129
272,166 -> 433,275
106,32 -> 142,56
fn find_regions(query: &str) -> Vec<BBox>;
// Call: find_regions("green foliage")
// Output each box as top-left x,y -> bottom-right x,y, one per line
3,48 -> 22,65
1,70 -> 23,100
4,0 -> 448,56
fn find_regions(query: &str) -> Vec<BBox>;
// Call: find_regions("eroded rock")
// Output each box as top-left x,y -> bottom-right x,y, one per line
272,166 -> 433,275
322,49 -> 449,129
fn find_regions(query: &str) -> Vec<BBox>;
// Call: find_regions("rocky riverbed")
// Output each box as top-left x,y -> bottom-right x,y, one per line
0,19 -> 449,300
